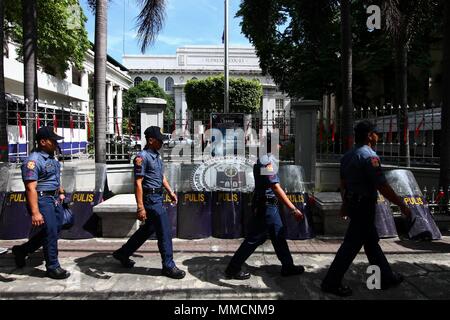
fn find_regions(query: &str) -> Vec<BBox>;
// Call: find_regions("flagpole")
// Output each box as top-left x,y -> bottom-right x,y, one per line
224,0 -> 229,113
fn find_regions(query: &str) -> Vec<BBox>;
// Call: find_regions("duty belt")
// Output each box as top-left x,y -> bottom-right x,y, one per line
143,187 -> 163,195
344,191 -> 376,203
38,190 -> 59,197
265,197 -> 278,205
254,196 -> 278,205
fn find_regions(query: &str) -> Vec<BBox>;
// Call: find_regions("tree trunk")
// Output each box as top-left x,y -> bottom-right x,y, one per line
395,41 -> 410,167
440,0 -> 450,200
22,0 -> 37,153
94,0 -> 107,164
0,0 -> 8,162
341,0 -> 353,151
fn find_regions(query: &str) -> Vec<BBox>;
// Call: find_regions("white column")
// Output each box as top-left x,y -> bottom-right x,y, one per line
107,82 -> 114,135
115,87 -> 123,136
81,70 -> 89,114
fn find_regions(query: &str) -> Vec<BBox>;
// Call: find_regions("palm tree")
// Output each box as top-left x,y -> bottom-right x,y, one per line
91,0 -> 107,165
87,0 -> 166,166
22,0 -> 37,154
384,0 -> 433,167
340,0 -> 353,151
440,0 -> 450,203
0,0 -> 8,162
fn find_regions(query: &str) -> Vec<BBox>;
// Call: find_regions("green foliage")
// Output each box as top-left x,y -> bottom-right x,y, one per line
5,0 -> 90,77
237,0 -> 443,105
184,75 -> 262,113
123,80 -> 175,131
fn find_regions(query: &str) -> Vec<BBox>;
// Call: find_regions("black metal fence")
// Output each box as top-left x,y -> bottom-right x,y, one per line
317,103 -> 442,167
162,108 -> 296,162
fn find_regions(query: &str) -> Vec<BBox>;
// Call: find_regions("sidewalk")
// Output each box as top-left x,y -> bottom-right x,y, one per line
1,236 -> 450,300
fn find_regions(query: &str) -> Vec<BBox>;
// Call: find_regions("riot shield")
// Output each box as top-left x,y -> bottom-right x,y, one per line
60,162 -> 105,239
177,191 -> 212,239
375,192 -> 398,238
385,170 -> 441,240
278,166 -> 315,240
0,163 -> 31,239
212,191 -> 243,238
148,163 -> 180,239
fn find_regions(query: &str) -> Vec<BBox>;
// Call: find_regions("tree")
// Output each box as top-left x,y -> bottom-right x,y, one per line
123,80 -> 174,133
238,0 -> 340,100
383,0 -> 434,167
87,0 -> 166,166
0,0 -> 7,162
184,76 -> 263,113
21,0 -> 38,152
341,0 -> 353,150
92,0 -> 107,164
6,0 -> 90,78
440,0 -> 450,204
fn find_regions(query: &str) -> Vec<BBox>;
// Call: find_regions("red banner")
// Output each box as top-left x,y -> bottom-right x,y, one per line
115,118 -> 120,137
86,116 -> 91,139
36,116 -> 41,132
415,118 -> 425,139
330,121 -> 335,142
53,114 -> 58,130
17,113 -> 23,138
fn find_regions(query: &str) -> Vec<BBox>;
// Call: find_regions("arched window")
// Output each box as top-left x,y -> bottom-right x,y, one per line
165,77 -> 174,92
150,77 -> 159,85
134,77 -> 142,87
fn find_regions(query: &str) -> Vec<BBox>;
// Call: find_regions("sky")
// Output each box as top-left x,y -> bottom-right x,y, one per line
80,0 -> 252,62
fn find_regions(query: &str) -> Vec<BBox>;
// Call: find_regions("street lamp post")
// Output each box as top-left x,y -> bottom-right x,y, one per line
224,0 -> 229,113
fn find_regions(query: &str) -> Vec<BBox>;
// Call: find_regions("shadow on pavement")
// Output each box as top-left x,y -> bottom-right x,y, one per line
73,252 -> 162,279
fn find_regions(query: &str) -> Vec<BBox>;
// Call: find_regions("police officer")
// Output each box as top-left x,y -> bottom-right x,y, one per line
225,136 -> 305,280
321,120 -> 411,297
11,126 -> 70,279
112,126 -> 185,279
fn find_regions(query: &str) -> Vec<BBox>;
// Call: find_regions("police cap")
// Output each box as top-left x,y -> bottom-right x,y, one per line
36,126 -> 64,141
144,126 -> 165,142
354,120 -> 379,136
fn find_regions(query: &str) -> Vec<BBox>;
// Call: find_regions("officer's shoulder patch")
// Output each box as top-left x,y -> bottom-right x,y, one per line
370,157 -> 380,167
134,156 -> 143,166
27,160 -> 36,170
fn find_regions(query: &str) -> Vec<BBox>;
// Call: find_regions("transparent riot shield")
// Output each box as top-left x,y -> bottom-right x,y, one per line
278,165 -> 315,240
0,163 -> 30,240
385,169 -> 441,240
60,161 -> 105,239
375,192 -> 398,238
149,163 -> 180,239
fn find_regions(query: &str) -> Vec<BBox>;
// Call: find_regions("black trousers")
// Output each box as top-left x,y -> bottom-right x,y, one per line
322,199 -> 395,287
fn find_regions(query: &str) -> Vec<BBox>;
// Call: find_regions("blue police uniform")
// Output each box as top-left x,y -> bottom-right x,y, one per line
115,148 -> 176,270
322,144 -> 396,289
18,150 -> 64,271
226,153 -> 297,275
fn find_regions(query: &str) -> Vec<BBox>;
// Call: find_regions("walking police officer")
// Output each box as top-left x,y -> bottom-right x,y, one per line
225,137 -> 305,280
12,126 -> 70,279
113,126 -> 185,279
321,120 -> 411,297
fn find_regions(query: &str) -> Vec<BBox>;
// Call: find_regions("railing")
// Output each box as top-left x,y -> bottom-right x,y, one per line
4,96 -> 143,164
317,102 -> 442,167
162,108 -> 296,163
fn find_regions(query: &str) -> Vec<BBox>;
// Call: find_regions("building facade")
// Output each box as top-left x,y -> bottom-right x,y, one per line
122,46 -> 291,130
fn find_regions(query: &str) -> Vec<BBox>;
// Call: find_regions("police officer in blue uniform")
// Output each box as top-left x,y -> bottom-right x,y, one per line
11,126 -> 70,279
112,126 -> 185,279
321,120 -> 411,297
225,136 -> 305,280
